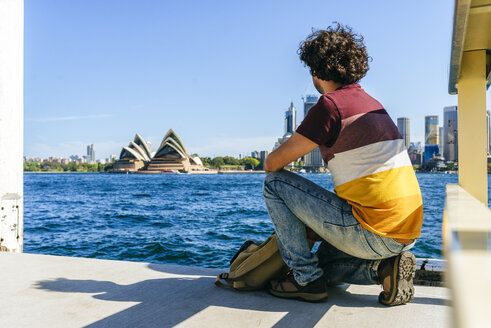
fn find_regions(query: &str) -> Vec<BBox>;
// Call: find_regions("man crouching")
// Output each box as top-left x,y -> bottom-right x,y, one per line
263,23 -> 423,305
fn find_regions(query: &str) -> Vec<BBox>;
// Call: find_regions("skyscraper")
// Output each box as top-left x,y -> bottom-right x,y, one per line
425,115 -> 439,145
439,126 -> 444,153
443,106 -> 458,162
302,95 -> 323,168
303,95 -> 318,118
260,150 -> 271,163
284,102 -> 296,135
87,144 -> 95,164
397,117 -> 410,149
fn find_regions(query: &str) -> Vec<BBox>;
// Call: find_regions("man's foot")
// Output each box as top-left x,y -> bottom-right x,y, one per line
268,272 -> 328,302
378,251 -> 416,306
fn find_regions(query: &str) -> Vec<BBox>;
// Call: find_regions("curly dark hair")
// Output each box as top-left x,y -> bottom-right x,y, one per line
298,23 -> 370,85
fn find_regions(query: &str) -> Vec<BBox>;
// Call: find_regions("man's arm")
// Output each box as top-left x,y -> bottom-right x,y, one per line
264,132 -> 319,172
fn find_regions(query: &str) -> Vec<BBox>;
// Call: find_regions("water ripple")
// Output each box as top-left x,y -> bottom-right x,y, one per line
23,172 -> 469,268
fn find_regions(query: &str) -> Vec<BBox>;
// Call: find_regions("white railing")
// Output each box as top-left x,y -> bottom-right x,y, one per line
444,184 -> 491,328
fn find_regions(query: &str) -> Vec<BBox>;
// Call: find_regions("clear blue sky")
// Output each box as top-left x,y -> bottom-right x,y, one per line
24,0 -> 489,160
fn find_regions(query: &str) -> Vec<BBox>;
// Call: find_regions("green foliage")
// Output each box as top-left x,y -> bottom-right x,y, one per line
211,157 -> 225,168
200,157 -> 212,167
223,156 -> 240,166
195,154 -> 262,170
23,160 -> 110,173
240,157 -> 260,170
104,162 -> 114,172
86,164 -> 98,172
24,161 -> 40,172
67,162 -> 78,172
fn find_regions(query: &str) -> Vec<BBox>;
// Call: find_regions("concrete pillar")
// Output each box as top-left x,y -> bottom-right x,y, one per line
457,50 -> 488,205
0,0 -> 24,252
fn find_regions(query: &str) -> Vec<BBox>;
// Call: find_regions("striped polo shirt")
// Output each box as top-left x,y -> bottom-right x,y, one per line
297,84 -> 423,239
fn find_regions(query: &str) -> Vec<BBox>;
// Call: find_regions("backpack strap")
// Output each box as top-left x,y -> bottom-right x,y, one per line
215,273 -> 247,290
215,273 -> 234,289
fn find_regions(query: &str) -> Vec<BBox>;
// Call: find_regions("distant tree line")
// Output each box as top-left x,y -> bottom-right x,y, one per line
24,160 -> 113,173
198,156 -> 261,170
24,155 -> 263,172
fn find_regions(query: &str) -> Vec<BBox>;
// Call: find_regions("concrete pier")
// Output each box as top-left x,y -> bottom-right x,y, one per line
0,253 -> 449,327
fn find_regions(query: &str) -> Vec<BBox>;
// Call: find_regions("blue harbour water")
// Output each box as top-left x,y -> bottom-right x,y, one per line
24,172 -> 484,268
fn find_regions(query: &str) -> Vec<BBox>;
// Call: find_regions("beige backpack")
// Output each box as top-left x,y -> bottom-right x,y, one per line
215,234 -> 288,291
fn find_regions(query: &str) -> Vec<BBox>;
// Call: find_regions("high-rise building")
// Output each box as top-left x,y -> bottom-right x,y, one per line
284,102 -> 296,135
443,106 -> 458,162
260,150 -> 270,163
425,115 -> 439,145
87,144 -> 95,164
302,95 -> 324,168
439,127 -> 444,154
272,135 -> 295,168
397,117 -> 410,149
303,95 -> 318,118
251,150 -> 270,164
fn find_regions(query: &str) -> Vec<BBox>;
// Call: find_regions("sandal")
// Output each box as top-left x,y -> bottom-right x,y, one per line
268,272 -> 328,302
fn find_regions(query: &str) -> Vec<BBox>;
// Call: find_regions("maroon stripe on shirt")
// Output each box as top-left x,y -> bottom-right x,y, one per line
296,84 -> 401,163
324,84 -> 383,119
320,110 -> 402,161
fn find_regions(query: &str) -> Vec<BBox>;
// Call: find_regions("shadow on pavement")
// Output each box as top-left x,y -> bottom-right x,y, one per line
34,262 -> 447,327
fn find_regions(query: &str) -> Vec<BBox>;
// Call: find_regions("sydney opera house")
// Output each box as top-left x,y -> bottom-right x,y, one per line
113,130 -> 214,174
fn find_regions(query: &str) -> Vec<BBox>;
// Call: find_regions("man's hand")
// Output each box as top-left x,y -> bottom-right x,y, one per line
264,132 -> 319,172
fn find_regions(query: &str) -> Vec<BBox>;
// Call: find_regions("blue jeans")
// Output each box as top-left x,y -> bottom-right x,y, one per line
263,170 -> 415,285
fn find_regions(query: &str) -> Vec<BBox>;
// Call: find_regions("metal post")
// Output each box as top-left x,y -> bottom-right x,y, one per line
457,50 -> 488,205
0,0 -> 24,252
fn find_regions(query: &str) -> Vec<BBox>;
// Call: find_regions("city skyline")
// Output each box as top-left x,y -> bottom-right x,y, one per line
399,105 -> 491,166
28,104 -> 489,162
23,1 -> 491,159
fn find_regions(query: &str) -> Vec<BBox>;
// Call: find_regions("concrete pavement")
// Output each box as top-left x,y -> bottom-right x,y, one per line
0,253 -> 450,327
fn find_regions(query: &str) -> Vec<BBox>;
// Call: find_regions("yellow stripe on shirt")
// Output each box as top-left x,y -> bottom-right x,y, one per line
351,196 -> 423,238
334,165 -> 421,205
334,165 -> 423,238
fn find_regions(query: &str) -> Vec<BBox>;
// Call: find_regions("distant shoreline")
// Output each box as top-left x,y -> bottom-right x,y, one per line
24,171 -> 101,174
23,170 -> 464,175
218,170 -> 265,174
23,170 -> 268,174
